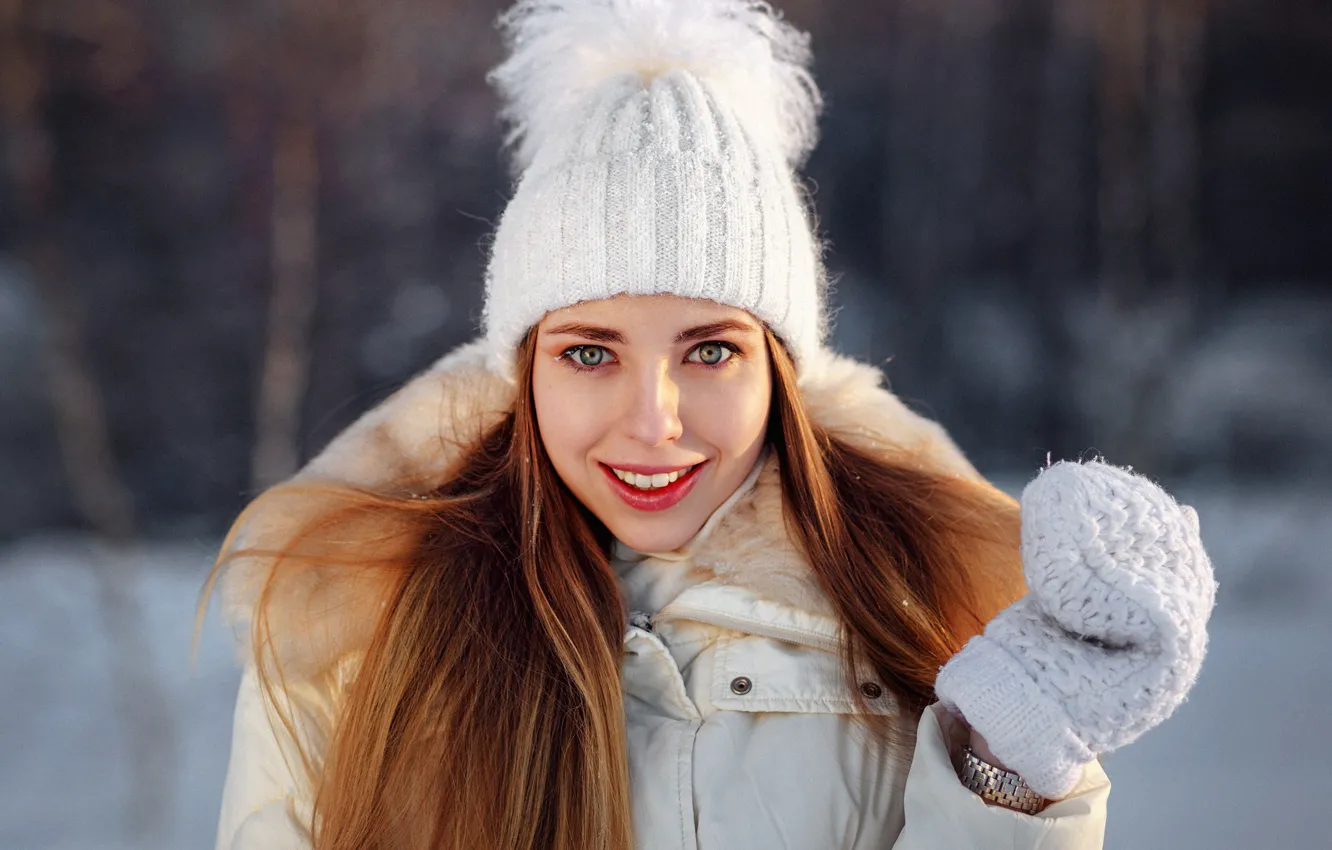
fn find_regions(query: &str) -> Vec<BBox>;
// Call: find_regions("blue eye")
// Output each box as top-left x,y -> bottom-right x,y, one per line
561,345 -> 616,370
688,342 -> 734,366
578,346 -> 606,366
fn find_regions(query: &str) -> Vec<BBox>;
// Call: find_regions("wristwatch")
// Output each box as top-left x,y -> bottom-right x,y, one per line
955,745 -> 1048,815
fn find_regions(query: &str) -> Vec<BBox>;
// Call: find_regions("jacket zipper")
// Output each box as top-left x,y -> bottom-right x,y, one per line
628,611 -> 656,634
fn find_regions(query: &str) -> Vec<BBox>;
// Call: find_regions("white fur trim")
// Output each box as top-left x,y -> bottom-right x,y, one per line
218,342 -> 978,678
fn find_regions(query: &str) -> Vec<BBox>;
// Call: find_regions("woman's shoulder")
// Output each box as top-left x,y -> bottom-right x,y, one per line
215,341 -> 511,683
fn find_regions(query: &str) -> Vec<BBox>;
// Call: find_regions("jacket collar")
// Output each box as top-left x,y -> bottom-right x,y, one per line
220,339 -> 983,679
654,581 -> 843,653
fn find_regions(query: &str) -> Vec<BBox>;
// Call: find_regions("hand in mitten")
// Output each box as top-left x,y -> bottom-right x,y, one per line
934,460 -> 1217,799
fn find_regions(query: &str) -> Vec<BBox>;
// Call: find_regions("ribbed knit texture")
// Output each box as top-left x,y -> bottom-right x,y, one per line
482,0 -> 826,378
935,460 -> 1217,799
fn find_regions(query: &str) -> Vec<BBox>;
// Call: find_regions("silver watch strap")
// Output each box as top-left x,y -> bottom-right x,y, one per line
955,745 -> 1048,815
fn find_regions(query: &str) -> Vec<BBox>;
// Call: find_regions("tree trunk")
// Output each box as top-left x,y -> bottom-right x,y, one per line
1030,0 -> 1098,459
1095,0 -> 1151,305
251,112 -> 320,489
1,0 -> 136,542
1150,0 -> 1208,284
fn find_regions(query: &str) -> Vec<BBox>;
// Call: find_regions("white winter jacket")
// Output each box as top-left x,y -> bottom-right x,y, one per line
214,342 -> 1111,849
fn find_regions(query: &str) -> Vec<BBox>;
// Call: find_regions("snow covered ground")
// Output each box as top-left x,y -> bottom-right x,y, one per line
0,537 -> 239,850
1,481 -> 1327,850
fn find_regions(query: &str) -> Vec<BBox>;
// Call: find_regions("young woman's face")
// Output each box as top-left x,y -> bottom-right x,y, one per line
533,294 -> 772,553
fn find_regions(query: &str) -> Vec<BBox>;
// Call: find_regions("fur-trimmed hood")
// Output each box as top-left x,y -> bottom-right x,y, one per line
218,341 -> 983,680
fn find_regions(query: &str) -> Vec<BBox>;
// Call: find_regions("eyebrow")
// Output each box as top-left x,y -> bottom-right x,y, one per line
673,319 -> 761,344
543,318 -> 760,345
543,323 -> 626,343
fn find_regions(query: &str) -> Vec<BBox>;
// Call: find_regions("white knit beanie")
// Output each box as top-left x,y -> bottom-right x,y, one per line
483,0 -> 827,378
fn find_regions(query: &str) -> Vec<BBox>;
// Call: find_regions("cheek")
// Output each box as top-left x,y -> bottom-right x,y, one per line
533,365 -> 600,470
684,370 -> 771,455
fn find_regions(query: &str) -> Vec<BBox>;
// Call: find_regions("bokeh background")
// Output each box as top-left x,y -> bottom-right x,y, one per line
1,1 -> 1329,848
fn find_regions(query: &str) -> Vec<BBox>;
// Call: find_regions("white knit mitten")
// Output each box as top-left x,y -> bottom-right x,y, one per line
934,460 -> 1216,799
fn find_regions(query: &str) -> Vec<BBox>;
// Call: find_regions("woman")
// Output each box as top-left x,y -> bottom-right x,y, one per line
208,1 -> 1216,848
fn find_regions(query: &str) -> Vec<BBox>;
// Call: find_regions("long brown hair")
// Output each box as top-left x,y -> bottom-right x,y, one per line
205,328 -> 1023,850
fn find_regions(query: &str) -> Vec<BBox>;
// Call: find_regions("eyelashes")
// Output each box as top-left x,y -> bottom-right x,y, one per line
556,341 -> 742,374
686,341 -> 735,367
558,344 -> 616,371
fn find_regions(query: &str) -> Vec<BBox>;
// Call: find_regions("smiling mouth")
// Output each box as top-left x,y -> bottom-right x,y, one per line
607,464 -> 702,490
599,461 -> 708,512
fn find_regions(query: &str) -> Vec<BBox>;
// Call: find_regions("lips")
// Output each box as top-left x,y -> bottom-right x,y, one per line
600,461 -> 707,512
608,463 -> 701,490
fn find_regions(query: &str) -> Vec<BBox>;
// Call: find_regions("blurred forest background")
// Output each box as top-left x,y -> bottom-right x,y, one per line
1,0 -> 1328,543
1,1 -> 1329,849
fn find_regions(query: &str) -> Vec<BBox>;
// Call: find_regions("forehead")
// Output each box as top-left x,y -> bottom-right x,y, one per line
539,294 -> 760,336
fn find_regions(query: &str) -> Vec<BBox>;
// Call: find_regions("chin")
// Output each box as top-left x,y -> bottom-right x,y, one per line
604,516 -> 703,554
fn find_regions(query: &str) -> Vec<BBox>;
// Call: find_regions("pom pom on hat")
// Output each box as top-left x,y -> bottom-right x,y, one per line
481,0 -> 829,378
490,0 -> 822,173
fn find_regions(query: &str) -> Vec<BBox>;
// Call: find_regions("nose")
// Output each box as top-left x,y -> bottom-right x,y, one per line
623,360 -> 683,447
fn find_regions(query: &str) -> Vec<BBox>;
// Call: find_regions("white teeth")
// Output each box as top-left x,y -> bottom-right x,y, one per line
610,464 -> 697,490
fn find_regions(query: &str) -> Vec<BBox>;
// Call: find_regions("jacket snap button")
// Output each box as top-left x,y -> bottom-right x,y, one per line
729,676 -> 753,695
860,682 -> 883,699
